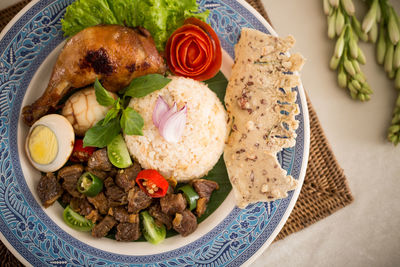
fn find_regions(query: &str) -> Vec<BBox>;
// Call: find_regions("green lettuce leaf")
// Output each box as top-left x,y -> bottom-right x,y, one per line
61,0 -> 209,51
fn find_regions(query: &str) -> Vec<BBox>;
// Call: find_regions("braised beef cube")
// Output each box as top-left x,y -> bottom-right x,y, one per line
160,193 -> 187,216
37,172 -> 63,208
108,207 -> 138,223
115,221 -> 141,242
172,209 -> 197,237
88,148 -> 113,171
87,192 -> 109,215
70,197 -> 93,216
61,191 -> 73,206
85,167 -> 108,180
127,186 -> 152,213
85,209 -> 102,224
195,197 -> 208,218
149,203 -> 173,230
115,162 -> 141,191
58,164 -> 84,198
104,177 -> 128,207
191,179 -> 219,202
91,215 -> 117,238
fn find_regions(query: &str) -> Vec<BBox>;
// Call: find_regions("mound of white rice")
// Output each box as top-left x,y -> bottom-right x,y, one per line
124,76 -> 228,182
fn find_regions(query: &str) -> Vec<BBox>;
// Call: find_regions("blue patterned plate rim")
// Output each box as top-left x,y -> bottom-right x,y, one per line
0,0 -> 310,266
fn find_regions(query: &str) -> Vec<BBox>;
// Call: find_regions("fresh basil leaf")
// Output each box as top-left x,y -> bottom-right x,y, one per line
94,78 -> 115,106
102,106 -> 121,126
83,118 -> 121,148
121,107 -> 144,135
124,74 -> 171,98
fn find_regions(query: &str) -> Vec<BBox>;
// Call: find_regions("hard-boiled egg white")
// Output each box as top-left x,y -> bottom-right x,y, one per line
25,114 -> 75,172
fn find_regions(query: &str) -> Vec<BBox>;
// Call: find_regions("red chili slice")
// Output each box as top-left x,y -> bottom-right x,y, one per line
166,17 -> 222,81
136,169 -> 169,198
69,139 -> 96,163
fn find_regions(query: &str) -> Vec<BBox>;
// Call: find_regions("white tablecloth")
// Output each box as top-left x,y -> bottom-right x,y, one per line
254,0 -> 400,266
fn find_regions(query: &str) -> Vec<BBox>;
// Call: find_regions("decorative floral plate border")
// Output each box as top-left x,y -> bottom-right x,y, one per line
0,0 -> 310,266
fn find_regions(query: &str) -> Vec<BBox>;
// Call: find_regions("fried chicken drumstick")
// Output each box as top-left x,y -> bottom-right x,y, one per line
22,24 -> 166,126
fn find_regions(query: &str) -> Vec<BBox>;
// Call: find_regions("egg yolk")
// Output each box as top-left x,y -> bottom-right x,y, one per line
28,125 -> 58,165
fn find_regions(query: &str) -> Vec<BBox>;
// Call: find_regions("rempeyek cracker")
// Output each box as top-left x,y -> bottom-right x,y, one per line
224,28 -> 305,208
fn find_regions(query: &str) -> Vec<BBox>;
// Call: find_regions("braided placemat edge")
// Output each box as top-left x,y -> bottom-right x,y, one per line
0,0 -> 354,265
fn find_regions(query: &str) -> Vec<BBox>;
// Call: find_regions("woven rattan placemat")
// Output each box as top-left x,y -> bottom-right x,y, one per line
0,0 -> 353,265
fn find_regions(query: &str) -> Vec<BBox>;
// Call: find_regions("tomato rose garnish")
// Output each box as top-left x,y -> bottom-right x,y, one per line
165,17 -> 222,81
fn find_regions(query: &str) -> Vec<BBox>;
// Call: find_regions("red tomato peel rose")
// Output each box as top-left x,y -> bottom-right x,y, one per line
166,17 -> 222,81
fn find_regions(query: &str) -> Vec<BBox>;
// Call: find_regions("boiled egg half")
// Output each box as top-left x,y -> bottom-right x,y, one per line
25,114 -> 75,172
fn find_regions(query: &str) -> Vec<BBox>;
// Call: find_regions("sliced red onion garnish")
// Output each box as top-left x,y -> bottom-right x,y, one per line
159,105 -> 187,143
152,96 -> 169,127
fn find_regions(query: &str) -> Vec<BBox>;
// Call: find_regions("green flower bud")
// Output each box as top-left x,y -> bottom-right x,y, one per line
338,70 -> 347,88
323,0 -> 331,15
351,79 -> 361,90
341,0 -> 355,16
349,38 -> 358,59
393,44 -> 400,69
362,0 -> 377,33
376,3 -> 381,23
355,73 -> 366,83
395,69 -> 400,89
348,82 -> 358,95
358,93 -> 369,102
328,13 -> 336,39
388,11 -> 400,45
335,9 -> 345,36
368,22 -> 378,43
349,90 -> 358,99
388,124 -> 400,134
329,0 -> 339,8
344,59 -> 356,77
352,16 -> 368,42
389,69 -> 396,79
377,29 -> 386,65
330,55 -> 340,70
352,60 -> 361,73
360,85 -> 373,95
357,47 -> 367,64
335,36 -> 345,58
385,41 -> 394,74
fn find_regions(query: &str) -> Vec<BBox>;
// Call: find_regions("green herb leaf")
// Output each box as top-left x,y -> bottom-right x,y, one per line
83,118 -> 121,148
121,107 -> 144,135
102,106 -> 121,126
94,78 -> 115,106
204,71 -> 228,105
124,74 -> 171,98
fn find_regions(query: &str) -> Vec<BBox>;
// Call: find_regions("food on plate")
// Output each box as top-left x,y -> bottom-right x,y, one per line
223,28 -> 304,208
62,87 -> 117,136
135,169 -> 169,198
107,134 -> 133,168
69,139 -> 96,163
22,24 -> 166,126
165,17 -> 222,81
124,76 -> 228,182
25,114 -> 75,172
61,0 -> 209,51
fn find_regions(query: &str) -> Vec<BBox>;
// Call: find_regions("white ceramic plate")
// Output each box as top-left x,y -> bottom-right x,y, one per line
0,0 -> 309,265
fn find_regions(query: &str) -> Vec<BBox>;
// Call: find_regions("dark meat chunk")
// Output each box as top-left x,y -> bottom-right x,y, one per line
37,172 -> 63,208
70,197 -> 93,216
61,192 -> 72,206
191,179 -> 219,201
58,164 -> 84,198
85,210 -> 102,224
115,221 -> 141,242
149,203 -> 173,230
196,197 -> 208,218
104,177 -> 128,207
87,192 -> 109,215
92,215 -> 117,238
115,162 -> 141,191
160,193 -> 187,216
108,207 -> 138,223
87,148 -> 113,171
85,167 -> 108,180
172,209 -> 197,237
127,186 -> 152,213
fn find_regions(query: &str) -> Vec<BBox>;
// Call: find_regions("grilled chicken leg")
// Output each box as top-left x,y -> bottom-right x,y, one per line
22,25 -> 166,126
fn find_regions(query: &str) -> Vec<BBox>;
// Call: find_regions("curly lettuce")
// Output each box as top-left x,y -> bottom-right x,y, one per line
61,0 -> 209,51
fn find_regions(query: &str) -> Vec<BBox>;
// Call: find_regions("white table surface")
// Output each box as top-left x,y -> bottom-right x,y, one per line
253,0 -> 400,266
1,0 -> 400,266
